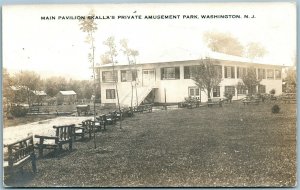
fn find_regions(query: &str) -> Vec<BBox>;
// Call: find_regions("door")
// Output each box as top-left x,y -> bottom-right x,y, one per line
142,69 -> 156,86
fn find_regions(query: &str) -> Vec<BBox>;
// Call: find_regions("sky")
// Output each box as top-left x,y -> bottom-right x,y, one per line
3,2 -> 296,80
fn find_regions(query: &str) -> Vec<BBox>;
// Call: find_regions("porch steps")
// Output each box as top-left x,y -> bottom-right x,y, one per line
119,86 -> 154,107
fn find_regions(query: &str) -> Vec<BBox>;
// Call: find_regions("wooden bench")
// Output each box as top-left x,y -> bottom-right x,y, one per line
106,111 -> 117,125
95,114 -> 107,131
242,99 -> 260,105
4,135 -> 37,178
282,93 -> 296,104
207,98 -> 223,107
29,107 -> 39,113
133,104 -> 153,113
35,124 -> 75,158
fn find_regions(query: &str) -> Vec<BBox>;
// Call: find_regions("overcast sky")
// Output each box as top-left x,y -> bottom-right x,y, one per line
3,3 -> 296,80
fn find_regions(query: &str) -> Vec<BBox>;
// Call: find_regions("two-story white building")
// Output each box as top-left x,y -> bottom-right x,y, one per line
95,52 -> 283,107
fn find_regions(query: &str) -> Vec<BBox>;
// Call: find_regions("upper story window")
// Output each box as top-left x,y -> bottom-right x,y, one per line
184,65 -> 222,79
224,66 -> 235,79
161,67 -> 180,80
237,67 -> 247,79
102,71 -> 118,83
275,69 -> 281,80
258,68 -> 266,80
121,70 -> 137,82
267,69 -> 274,80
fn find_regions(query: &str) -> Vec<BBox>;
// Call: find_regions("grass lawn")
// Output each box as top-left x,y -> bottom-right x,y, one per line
5,101 -> 296,187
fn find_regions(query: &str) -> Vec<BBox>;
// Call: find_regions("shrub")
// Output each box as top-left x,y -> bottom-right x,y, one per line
271,104 -> 280,114
11,105 -> 28,117
269,89 -> 276,95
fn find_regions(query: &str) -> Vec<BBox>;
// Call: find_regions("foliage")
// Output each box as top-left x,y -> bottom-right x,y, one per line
242,67 -> 261,95
283,68 -> 296,93
191,58 -> 222,99
271,104 -> 280,114
11,105 -> 28,117
269,89 -> 276,95
203,31 -> 244,56
12,70 -> 42,106
245,42 -> 267,59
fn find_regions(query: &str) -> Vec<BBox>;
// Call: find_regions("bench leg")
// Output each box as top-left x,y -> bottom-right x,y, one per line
38,147 -> 44,158
69,141 -> 73,150
31,153 -> 37,174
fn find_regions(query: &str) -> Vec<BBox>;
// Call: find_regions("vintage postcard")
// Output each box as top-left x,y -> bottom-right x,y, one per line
2,2 -> 296,187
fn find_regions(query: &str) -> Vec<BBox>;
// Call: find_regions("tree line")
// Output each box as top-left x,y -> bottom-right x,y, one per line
3,68 -> 94,105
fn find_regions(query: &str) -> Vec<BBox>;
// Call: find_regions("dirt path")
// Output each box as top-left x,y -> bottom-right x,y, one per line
3,116 -> 93,145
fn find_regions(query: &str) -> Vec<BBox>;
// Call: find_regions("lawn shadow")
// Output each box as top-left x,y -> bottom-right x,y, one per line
38,148 -> 77,160
3,169 -> 35,187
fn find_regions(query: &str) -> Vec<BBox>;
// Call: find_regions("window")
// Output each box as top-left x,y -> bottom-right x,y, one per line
121,70 -> 137,82
161,67 -> 180,80
184,65 -> 221,79
225,66 -> 235,78
184,66 -> 193,79
267,69 -> 274,79
214,65 -> 222,78
258,85 -> 266,94
275,69 -> 281,80
102,71 -> 118,83
106,89 -> 116,99
258,68 -> 266,80
189,87 -> 200,96
237,67 -> 247,79
213,86 -> 220,97
237,87 -> 247,95
225,86 -> 235,96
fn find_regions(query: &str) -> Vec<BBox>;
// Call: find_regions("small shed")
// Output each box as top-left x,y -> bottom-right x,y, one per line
32,90 -> 47,105
56,90 -> 77,105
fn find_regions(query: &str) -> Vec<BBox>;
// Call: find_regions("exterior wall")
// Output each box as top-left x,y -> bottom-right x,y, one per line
98,60 -> 283,105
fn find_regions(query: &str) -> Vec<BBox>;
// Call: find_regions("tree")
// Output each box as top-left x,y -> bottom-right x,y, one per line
103,36 -> 122,128
13,70 -> 42,106
245,42 -> 267,60
242,67 -> 261,95
283,67 -> 296,93
44,76 -> 67,97
191,58 -> 222,99
79,10 -> 98,148
203,31 -> 244,56
120,38 -> 139,108
3,68 -> 15,117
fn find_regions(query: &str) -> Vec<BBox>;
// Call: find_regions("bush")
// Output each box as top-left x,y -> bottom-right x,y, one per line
271,104 -> 280,114
269,89 -> 276,95
11,105 -> 28,117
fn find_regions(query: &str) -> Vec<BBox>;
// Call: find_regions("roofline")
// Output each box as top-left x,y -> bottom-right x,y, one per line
95,58 -> 286,69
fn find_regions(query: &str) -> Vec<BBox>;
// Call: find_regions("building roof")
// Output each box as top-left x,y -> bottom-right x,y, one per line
32,90 -> 47,96
10,85 -> 27,91
97,49 -> 284,68
59,90 -> 77,95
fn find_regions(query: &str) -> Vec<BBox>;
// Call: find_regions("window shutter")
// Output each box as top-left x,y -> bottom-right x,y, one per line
237,67 -> 240,78
184,66 -> 190,79
225,67 -> 227,78
175,67 -> 180,79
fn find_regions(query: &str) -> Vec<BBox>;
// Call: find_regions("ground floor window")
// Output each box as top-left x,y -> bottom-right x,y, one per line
258,85 -> 266,94
188,87 -> 200,100
237,87 -> 247,95
225,86 -> 235,96
106,89 -> 116,99
213,86 -> 220,97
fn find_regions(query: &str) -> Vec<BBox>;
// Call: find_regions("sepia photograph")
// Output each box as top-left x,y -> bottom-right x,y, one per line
2,2 -> 297,187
